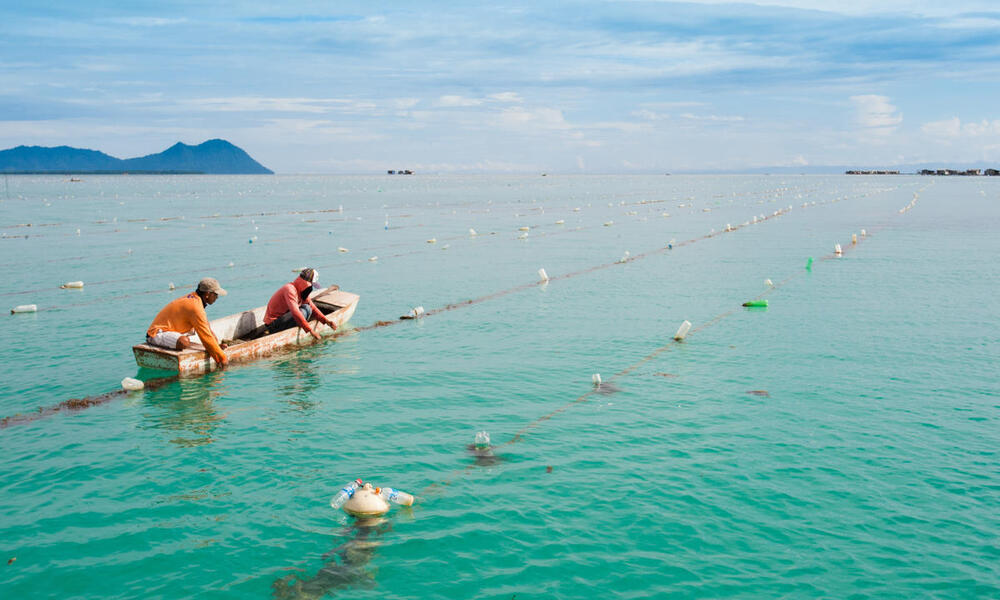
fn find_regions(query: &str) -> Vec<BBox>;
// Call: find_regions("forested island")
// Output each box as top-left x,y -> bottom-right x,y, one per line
0,139 -> 272,174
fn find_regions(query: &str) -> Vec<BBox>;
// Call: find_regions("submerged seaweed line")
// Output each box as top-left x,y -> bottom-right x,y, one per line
0,179 -> 816,237
0,374 -> 179,429
1,180 -> 899,303
2,220 -> 593,305
422,213 -> 904,497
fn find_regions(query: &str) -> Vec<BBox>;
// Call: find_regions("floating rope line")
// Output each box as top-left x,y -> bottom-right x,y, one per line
0,186 -> 913,429
420,209 -> 912,497
0,222 -> 596,305
0,374 -> 180,428
0,179 -> 845,241
0,183 -> 906,304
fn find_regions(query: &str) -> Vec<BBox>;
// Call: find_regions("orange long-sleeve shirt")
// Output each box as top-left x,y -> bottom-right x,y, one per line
146,293 -> 227,364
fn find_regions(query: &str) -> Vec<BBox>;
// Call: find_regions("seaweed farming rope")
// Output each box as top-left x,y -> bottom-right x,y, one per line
0,183 -> 906,303
420,209 -> 913,497
0,188 -> 920,430
0,180 -> 816,233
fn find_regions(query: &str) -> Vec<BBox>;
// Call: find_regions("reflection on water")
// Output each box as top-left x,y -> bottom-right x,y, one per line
140,372 -> 226,447
272,516 -> 391,599
272,346 -> 323,411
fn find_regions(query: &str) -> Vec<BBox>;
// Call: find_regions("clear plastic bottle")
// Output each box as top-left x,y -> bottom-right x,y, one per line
378,487 -> 414,507
330,478 -> 363,509
474,431 -> 491,450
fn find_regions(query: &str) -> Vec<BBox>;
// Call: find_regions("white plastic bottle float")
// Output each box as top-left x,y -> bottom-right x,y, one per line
330,478 -> 363,509
400,306 -> 424,319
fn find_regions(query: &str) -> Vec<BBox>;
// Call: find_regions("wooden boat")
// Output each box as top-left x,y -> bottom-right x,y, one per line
132,287 -> 359,375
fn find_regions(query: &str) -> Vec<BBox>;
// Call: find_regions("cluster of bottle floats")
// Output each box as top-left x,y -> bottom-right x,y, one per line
331,479 -> 415,517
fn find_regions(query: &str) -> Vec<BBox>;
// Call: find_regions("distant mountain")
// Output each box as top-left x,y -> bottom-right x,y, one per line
0,139 -> 273,174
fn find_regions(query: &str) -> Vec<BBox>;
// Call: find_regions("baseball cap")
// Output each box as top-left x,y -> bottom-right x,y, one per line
197,277 -> 227,296
299,268 -> 319,283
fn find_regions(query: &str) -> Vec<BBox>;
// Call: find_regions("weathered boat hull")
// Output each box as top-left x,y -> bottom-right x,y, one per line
132,288 -> 358,375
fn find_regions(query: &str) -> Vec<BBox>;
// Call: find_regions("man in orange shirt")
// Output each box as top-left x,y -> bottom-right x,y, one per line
146,277 -> 229,367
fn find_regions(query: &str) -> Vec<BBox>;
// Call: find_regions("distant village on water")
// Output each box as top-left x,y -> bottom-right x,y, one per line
846,168 -> 1000,176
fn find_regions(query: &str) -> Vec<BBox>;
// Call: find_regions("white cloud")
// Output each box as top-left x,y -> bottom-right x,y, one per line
921,117 -> 961,138
641,102 -> 706,110
436,95 -> 482,107
658,1 -> 998,17
184,97 -> 377,114
679,113 -> 745,123
962,119 -> 1000,136
488,92 -> 523,103
312,158 -> 541,173
497,107 -> 572,130
922,117 -> 1000,138
633,109 -> 669,121
393,98 -> 420,109
105,17 -> 187,27
631,109 -> 743,125
589,121 -> 646,133
850,95 -> 902,137
254,118 -> 387,142
76,63 -> 122,72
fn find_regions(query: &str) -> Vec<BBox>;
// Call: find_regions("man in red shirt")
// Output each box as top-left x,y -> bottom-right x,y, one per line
262,268 -> 337,340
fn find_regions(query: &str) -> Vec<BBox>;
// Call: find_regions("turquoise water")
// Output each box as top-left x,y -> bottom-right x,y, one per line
1,174 -> 997,598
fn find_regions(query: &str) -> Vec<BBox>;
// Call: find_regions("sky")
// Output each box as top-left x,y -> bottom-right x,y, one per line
2,1 -> 999,173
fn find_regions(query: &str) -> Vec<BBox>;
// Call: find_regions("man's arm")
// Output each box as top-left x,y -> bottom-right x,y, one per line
306,298 -> 337,330
191,305 -> 228,366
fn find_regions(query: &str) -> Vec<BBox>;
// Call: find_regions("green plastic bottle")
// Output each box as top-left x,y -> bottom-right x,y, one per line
806,257 -> 813,271
742,300 -> 768,308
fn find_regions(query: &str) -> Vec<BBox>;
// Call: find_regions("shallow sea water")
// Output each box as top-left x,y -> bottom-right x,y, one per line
0,174 -> 998,599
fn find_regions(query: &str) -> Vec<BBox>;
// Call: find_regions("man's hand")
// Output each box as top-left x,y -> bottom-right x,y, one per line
311,330 -> 322,341
325,320 -> 338,331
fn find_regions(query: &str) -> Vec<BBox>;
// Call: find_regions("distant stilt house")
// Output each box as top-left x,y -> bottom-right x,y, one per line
919,168 -> 997,176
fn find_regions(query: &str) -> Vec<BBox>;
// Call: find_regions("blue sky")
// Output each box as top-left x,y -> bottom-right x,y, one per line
2,1 -> 999,173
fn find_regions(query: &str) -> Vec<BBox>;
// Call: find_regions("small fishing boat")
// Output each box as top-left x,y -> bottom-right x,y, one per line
132,287 -> 359,375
